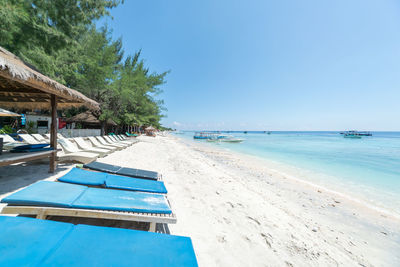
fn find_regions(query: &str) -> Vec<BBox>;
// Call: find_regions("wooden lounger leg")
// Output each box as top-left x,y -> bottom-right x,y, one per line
149,222 -> 156,232
49,151 -> 57,173
36,209 -> 47,220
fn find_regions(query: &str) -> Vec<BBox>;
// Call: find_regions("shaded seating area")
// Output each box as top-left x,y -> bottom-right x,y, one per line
0,46 -> 197,265
0,46 -> 99,172
0,216 -> 197,266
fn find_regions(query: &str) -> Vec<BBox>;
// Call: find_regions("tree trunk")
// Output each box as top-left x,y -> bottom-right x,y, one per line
101,121 -> 106,135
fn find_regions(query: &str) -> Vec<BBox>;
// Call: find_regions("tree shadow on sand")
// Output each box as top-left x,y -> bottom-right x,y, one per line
0,161 -> 71,195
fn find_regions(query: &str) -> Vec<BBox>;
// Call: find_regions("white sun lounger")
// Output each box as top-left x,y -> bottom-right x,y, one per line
87,136 -> 121,151
74,137 -> 115,154
58,138 -> 103,158
108,135 -> 132,145
0,134 -> 26,150
114,135 -> 137,144
19,134 -> 48,145
56,150 -> 98,164
118,134 -> 133,141
69,137 -> 111,157
31,134 -> 47,143
96,136 -> 126,149
103,136 -> 130,147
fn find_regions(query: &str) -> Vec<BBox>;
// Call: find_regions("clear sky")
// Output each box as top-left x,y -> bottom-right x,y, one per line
100,0 -> 400,131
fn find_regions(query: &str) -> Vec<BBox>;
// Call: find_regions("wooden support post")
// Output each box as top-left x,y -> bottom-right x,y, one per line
49,94 -> 57,173
149,222 -> 156,232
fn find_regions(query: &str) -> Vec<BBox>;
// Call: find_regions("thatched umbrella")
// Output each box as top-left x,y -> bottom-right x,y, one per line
0,46 -> 99,172
0,46 -> 99,110
144,126 -> 156,136
0,108 -> 21,117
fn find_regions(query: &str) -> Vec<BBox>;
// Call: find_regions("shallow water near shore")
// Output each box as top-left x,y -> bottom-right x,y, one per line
177,131 -> 400,217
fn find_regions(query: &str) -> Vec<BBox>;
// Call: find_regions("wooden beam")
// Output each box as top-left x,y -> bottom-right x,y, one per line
0,101 -> 84,109
0,150 -> 56,167
49,94 -> 57,172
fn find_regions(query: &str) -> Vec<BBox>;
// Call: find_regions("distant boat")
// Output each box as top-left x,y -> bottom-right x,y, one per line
193,132 -> 218,140
344,133 -> 362,139
341,130 -> 372,137
244,131 -> 247,134
221,138 -> 244,143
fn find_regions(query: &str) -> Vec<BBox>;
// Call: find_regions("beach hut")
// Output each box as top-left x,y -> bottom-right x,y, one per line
66,110 -> 101,129
66,110 -> 117,135
0,46 -> 99,172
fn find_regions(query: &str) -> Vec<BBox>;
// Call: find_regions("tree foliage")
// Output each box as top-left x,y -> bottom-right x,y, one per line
0,0 -> 167,129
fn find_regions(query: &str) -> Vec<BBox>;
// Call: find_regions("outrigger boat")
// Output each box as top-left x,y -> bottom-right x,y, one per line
206,134 -> 244,143
340,130 -> 372,137
343,133 -> 362,139
193,132 -> 219,139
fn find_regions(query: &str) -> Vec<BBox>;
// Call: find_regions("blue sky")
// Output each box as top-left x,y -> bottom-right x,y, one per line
100,0 -> 400,131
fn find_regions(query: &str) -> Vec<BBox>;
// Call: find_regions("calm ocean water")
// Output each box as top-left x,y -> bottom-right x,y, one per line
176,131 -> 400,216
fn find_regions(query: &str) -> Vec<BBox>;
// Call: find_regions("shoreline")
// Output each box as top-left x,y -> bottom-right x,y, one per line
1,135 -> 399,266
166,135 -> 400,265
179,135 -> 400,221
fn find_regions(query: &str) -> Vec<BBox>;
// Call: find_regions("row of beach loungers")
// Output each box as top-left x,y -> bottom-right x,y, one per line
0,137 -> 198,265
0,133 -> 136,163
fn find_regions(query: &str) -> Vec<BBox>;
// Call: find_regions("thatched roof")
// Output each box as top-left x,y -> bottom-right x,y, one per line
66,111 -> 100,124
0,108 -> 21,117
145,126 -> 156,131
67,110 -> 117,126
0,46 -> 99,110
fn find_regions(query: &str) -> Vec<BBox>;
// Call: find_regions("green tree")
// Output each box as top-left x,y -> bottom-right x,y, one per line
0,0 -> 169,130
0,0 -> 122,80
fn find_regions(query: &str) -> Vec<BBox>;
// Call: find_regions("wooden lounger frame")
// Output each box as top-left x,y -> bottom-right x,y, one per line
1,200 -> 176,232
80,167 -> 163,181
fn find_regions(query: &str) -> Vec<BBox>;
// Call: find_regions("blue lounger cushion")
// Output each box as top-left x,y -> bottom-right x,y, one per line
1,181 -> 172,214
118,167 -> 159,180
12,144 -> 50,150
0,216 -> 198,267
84,161 -> 159,180
105,174 -> 167,193
2,181 -> 87,207
58,168 -> 107,186
59,168 -> 167,193
0,216 -> 73,267
45,224 -> 198,266
84,161 -> 121,173
73,187 -> 171,214
10,147 -> 53,153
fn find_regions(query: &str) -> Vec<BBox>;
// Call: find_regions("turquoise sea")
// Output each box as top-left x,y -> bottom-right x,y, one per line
176,131 -> 400,217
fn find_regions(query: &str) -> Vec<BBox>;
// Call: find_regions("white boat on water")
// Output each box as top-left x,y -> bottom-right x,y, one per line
206,134 -> 244,143
221,138 -> 244,143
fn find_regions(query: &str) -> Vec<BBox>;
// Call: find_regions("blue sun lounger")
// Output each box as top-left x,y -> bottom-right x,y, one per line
58,168 -> 168,194
1,181 -> 176,231
83,161 -> 159,180
0,216 -> 198,266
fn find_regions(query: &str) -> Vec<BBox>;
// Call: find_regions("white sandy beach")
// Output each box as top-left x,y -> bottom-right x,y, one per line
1,135 -> 399,266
